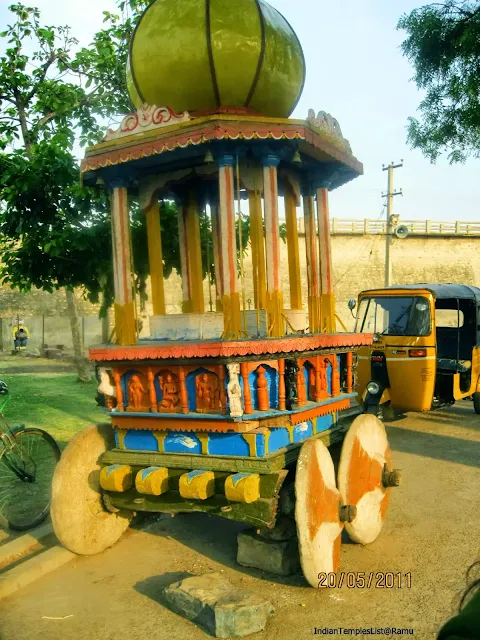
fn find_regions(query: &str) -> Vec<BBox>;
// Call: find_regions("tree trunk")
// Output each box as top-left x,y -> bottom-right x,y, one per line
65,288 -> 92,382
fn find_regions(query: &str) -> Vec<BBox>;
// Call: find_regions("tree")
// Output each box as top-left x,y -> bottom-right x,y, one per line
398,1 -> 480,162
0,2 -> 153,379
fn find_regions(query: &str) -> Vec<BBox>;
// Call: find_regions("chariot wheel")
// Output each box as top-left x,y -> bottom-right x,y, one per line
295,439 -> 344,587
51,424 -> 132,555
338,414 -> 398,545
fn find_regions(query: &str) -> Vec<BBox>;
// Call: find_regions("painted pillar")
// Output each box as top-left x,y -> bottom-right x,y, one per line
316,184 -> 336,332
218,155 -> 241,338
210,203 -> 223,312
263,155 -> 284,337
177,204 -> 192,313
110,184 -> 136,346
284,182 -> 302,310
303,188 -> 321,333
248,190 -> 267,310
145,200 -> 166,316
177,194 -> 205,314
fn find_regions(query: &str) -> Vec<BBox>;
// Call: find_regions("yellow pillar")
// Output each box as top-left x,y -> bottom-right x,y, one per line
248,190 -> 267,310
284,183 -> 302,310
263,156 -> 284,337
145,200 -> 166,316
218,156 -> 241,338
110,185 -> 136,345
185,192 -> 204,314
316,185 -> 336,332
303,192 -> 321,333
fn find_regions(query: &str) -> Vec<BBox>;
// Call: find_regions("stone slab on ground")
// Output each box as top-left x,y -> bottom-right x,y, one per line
162,572 -> 274,638
237,530 -> 300,576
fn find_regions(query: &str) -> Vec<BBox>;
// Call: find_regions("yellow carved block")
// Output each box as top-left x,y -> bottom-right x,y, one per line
100,465 -> 133,492
179,470 -> 215,500
135,467 -> 169,496
225,473 -> 260,504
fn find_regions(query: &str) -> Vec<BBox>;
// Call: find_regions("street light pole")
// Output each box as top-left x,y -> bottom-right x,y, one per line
382,161 -> 403,286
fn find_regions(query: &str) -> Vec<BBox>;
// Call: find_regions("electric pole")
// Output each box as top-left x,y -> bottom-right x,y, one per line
382,161 -> 403,286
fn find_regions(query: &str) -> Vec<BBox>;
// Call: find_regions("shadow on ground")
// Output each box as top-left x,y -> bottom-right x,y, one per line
387,424 -> 480,467
131,513 -> 307,589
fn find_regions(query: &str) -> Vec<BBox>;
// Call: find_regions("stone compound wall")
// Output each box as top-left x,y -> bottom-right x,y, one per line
162,232 -> 480,333
2,229 -> 479,343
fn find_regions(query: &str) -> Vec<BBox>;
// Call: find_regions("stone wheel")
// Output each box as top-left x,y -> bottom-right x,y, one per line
338,414 -> 393,545
51,424 -> 132,555
295,439 -> 343,588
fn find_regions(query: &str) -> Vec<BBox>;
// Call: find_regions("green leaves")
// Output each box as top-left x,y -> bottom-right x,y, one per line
398,1 -> 480,162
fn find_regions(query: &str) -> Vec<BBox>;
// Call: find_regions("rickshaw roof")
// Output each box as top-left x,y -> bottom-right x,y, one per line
362,283 -> 480,302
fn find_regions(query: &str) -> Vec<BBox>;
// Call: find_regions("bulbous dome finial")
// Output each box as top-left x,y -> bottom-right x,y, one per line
127,0 -> 306,118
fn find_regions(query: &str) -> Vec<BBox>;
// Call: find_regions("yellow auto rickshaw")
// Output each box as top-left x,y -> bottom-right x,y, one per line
351,284 -> 480,414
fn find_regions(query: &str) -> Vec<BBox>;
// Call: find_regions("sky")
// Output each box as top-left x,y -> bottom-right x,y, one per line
1,0 -> 479,222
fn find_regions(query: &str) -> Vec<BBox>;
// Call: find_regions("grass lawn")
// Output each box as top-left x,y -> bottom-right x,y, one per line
0,357 -> 105,448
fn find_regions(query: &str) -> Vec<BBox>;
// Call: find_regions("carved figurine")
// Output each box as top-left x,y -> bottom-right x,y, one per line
97,368 -> 117,410
297,367 -> 307,405
285,359 -> 299,410
158,372 -> 180,411
227,363 -> 243,418
320,359 -> 330,397
128,374 -> 144,410
196,373 -> 220,413
256,366 -> 270,411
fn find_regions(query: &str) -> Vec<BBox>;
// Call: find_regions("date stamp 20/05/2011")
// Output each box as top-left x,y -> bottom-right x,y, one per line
317,572 -> 413,589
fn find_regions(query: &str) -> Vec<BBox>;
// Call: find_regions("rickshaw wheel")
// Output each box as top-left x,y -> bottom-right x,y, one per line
338,414 -> 393,545
51,424 -> 132,556
295,439 -> 343,588
473,392 -> 480,414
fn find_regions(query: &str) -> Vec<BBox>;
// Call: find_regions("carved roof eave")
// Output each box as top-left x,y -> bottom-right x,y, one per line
82,108 -> 363,185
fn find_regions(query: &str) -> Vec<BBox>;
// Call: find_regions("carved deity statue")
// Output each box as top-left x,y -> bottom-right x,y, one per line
196,372 -> 220,413
159,372 -> 180,411
285,360 -> 299,411
227,363 -> 243,418
320,359 -> 330,397
128,374 -> 144,410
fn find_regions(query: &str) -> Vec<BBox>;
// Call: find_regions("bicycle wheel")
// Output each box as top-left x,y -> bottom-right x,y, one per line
0,428 -> 60,531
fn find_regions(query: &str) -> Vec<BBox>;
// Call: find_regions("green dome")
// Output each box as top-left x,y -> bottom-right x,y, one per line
127,0 -> 306,118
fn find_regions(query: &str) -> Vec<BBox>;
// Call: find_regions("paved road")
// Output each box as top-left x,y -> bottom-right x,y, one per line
0,404 -> 479,640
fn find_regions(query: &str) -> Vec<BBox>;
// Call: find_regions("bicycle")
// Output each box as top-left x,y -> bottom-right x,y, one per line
0,380 -> 60,531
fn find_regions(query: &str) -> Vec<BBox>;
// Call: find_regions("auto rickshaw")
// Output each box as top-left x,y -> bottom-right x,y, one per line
352,284 -> 480,414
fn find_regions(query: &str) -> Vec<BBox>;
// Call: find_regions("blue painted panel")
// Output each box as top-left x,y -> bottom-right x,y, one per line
293,420 -> 314,442
326,361 -> 332,395
316,413 -> 334,434
303,360 -> 315,401
164,432 -> 202,454
208,432 -> 250,457
267,428 -> 290,454
249,364 -> 279,410
114,429 -> 119,448
256,433 -> 266,457
154,376 -> 163,405
124,429 -> 159,452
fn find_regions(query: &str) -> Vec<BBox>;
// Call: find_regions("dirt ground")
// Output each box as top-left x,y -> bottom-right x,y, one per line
0,404 -> 479,640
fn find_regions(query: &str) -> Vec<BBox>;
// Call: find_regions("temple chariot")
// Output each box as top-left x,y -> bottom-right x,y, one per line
51,0 -> 400,587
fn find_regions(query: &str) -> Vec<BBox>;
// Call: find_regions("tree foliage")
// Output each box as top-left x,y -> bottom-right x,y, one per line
398,1 -> 480,162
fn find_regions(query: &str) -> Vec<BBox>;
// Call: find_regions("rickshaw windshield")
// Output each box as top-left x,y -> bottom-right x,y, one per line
355,296 -> 431,336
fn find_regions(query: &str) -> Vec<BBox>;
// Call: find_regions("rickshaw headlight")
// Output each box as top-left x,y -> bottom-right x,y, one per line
366,381 -> 381,395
